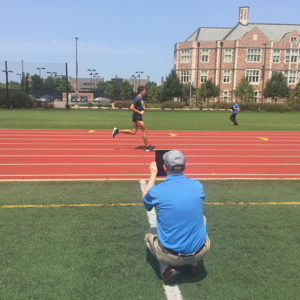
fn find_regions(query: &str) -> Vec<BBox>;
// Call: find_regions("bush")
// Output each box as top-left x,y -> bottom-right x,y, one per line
260,103 -> 292,112
207,101 -> 233,110
97,102 -> 111,108
113,100 -> 132,109
33,101 -> 54,109
161,101 -> 185,109
0,91 -> 34,108
288,102 -> 300,111
239,102 -> 260,112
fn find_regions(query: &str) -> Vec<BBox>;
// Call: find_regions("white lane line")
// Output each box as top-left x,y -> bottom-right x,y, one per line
1,163 -> 300,166
1,154 -> 300,158
0,172 -> 300,179
139,180 -> 183,300
1,148 -> 300,151
1,142 -> 300,146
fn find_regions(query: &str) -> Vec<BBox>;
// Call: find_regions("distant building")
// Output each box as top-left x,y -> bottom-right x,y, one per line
174,6 -> 300,102
69,77 -> 104,91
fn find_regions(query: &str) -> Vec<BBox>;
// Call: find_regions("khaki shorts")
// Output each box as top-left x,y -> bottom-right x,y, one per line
144,227 -> 210,273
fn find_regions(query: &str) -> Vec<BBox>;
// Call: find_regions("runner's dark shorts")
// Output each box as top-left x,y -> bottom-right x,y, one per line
132,117 -> 143,122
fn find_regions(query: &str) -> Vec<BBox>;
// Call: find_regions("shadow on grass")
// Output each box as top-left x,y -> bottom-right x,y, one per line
146,248 -> 208,284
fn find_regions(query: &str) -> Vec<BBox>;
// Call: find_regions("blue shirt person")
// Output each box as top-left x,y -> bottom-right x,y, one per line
230,101 -> 240,125
142,150 -> 210,285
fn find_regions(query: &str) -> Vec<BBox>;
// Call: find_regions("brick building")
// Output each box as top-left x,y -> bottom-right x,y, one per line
174,6 -> 300,102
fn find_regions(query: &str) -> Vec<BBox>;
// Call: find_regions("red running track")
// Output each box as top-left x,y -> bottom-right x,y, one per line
0,129 -> 300,180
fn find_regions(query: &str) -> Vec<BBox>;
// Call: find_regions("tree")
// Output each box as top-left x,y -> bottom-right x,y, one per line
161,69 -> 183,102
120,81 -> 134,100
55,76 -> 72,91
197,83 -> 207,104
24,73 -> 31,94
44,76 -> 57,91
205,79 -> 220,99
145,82 -> 158,103
264,72 -> 289,102
30,75 -> 44,94
104,83 -> 114,98
234,77 -> 255,102
110,78 -> 123,99
288,81 -> 300,104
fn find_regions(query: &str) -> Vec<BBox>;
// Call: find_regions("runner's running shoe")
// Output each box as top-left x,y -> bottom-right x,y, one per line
112,127 -> 119,138
145,145 -> 155,151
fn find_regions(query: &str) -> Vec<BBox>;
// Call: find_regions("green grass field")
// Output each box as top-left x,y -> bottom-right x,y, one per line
0,109 -> 299,299
1,109 -> 300,131
0,181 -> 299,300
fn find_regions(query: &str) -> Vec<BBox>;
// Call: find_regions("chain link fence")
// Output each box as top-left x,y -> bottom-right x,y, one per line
0,61 -> 70,107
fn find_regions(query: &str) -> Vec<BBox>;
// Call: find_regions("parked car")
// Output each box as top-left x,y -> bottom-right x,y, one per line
80,96 -> 88,102
28,95 -> 36,101
93,97 -> 112,103
39,95 -> 54,102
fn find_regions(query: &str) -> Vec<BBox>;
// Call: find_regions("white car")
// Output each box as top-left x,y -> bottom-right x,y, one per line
93,97 -> 112,103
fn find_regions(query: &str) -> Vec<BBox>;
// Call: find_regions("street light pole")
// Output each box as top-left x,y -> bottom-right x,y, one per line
87,68 -> 96,90
75,37 -> 79,102
131,75 -> 137,92
136,71 -> 144,86
36,67 -> 45,77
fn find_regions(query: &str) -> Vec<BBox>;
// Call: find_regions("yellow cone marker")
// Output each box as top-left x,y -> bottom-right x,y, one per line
88,130 -> 96,133
257,137 -> 269,141
169,133 -> 177,137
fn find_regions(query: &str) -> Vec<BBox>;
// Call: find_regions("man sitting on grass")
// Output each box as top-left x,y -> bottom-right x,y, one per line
142,150 -> 210,285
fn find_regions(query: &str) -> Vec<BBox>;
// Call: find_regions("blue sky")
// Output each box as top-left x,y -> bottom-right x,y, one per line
1,0 -> 300,84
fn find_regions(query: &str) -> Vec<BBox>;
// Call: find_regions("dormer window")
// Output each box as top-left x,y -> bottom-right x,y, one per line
291,36 -> 298,43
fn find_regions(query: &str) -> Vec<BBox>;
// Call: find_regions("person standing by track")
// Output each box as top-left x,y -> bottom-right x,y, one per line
112,86 -> 155,151
230,101 -> 240,126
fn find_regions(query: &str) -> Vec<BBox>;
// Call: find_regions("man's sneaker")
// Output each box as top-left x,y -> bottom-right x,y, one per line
163,267 -> 180,285
112,127 -> 119,138
145,145 -> 155,152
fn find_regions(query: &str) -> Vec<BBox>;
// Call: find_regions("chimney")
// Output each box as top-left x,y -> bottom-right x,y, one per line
161,76 -> 164,87
239,6 -> 249,26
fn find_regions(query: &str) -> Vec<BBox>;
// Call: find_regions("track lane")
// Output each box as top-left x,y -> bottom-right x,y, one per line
0,129 -> 300,180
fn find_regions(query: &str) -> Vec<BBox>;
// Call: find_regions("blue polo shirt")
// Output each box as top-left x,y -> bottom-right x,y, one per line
232,103 -> 239,114
144,174 -> 207,254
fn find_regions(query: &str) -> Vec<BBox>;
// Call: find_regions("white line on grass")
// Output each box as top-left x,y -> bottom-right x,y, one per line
139,180 -> 183,300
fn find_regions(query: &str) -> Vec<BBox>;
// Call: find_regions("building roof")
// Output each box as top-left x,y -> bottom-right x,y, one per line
185,23 -> 300,42
186,27 -> 232,42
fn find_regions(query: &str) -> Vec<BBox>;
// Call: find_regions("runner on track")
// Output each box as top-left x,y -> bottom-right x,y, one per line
112,86 -> 155,151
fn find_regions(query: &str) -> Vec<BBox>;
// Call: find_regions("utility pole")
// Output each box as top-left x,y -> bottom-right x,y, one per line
2,61 -> 13,108
75,37 -> 79,103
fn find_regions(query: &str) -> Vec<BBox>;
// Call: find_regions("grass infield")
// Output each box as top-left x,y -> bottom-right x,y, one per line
1,109 -> 300,131
0,181 -> 299,299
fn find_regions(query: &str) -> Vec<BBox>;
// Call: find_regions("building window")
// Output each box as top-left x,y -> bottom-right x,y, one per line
180,70 -> 189,83
247,48 -> 261,62
285,49 -> 298,63
224,48 -> 232,62
223,91 -> 229,102
291,36 -> 298,43
181,49 -> 190,63
200,70 -> 208,82
272,49 -> 280,63
254,91 -> 259,102
201,49 -> 209,62
245,69 -> 260,83
223,70 -> 231,83
284,70 -> 298,84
